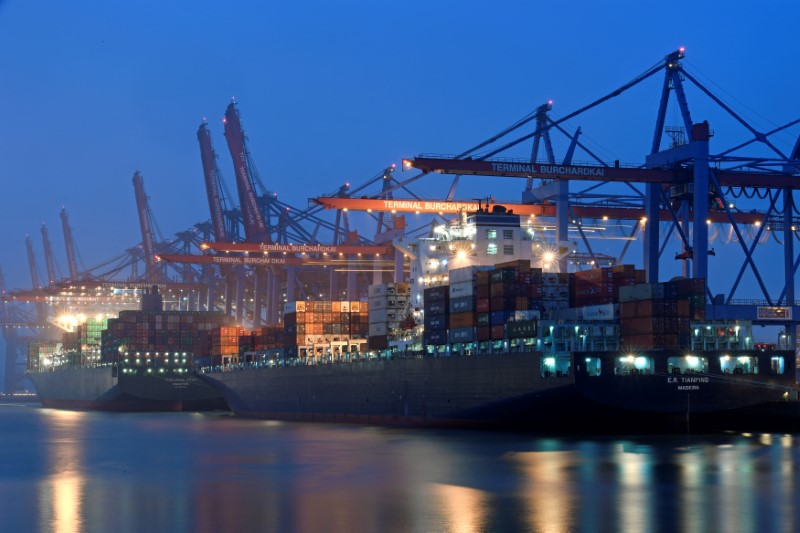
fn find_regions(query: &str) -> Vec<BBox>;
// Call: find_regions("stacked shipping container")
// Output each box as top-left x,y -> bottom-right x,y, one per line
423,284 -> 449,346
100,310 -> 232,365
368,284 -> 409,350
571,265 -> 646,308
284,300 -> 368,358
210,326 -> 251,365
619,278 -> 705,349
541,271 -> 570,319
448,266 -> 491,344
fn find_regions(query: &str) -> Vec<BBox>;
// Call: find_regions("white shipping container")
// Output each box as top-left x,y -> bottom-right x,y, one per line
369,308 -> 398,324
368,283 -> 396,297
368,297 -> 407,311
449,281 -> 475,298
368,322 -> 388,336
580,303 -> 617,321
448,265 -> 492,285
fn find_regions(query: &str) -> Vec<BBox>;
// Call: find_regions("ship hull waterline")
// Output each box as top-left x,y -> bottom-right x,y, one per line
28,366 -> 228,412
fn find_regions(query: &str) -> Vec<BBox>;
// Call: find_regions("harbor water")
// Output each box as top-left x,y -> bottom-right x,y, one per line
2,403 -> 800,532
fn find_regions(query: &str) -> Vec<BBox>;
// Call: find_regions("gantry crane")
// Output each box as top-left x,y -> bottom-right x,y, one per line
222,103 -> 276,325
60,207 -> 81,281
24,236 -> 47,324
40,224 -> 60,286
132,171 -> 161,283
403,48 -> 800,332
198,121 -> 239,316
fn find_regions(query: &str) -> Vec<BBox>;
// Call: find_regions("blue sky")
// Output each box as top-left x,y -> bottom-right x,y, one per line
1,0 -> 799,306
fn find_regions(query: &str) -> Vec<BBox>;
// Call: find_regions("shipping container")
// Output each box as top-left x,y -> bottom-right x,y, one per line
449,327 -> 475,343
450,296 -> 476,313
490,325 -> 505,339
423,329 -> 448,345
449,312 -> 475,329
424,314 -> 447,330
507,320 -> 537,338
424,286 -> 449,302
449,281 -> 475,299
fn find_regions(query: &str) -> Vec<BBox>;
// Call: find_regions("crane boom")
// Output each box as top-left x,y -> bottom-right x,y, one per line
199,242 -> 392,255
132,171 -> 158,282
156,253 -> 394,267
223,103 -> 270,242
60,207 -> 80,280
24,235 -> 47,322
25,236 -> 42,290
311,196 -> 762,225
41,224 -> 60,285
404,156 -> 797,188
198,122 -> 229,242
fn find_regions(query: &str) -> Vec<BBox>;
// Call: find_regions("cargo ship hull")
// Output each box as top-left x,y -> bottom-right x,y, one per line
200,352 -> 586,430
573,350 -> 800,432
28,366 -> 227,412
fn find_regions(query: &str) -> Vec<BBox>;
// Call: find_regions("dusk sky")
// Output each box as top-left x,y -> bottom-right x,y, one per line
1,0 -> 799,305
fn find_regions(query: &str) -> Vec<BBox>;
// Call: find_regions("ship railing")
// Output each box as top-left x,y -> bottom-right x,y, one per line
200,343 -> 566,374
32,361 -> 116,372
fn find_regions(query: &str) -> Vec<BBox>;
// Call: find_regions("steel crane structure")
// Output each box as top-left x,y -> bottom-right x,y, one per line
198,121 -> 240,317
210,103 -> 397,325
24,236 -> 47,324
402,48 -> 800,330
40,224 -> 60,286
60,207 -> 82,281
132,171 -> 162,283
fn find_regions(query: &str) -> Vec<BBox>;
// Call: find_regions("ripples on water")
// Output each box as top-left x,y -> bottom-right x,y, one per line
1,403 -> 799,532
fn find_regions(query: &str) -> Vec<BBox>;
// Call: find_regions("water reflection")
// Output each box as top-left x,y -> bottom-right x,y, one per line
511,449 -> 576,531
3,407 -> 800,532
430,483 -> 487,533
39,410 -> 87,533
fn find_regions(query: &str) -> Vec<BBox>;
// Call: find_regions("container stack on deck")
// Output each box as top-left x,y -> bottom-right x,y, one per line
27,341 -> 61,371
448,266 -> 490,345
284,300 -> 368,359
571,265 -> 646,308
101,311 -> 232,364
487,260 -> 534,340
77,318 -> 107,351
423,284 -> 449,347
619,278 -> 704,350
253,325 -> 284,351
541,271 -> 570,319
368,283 -> 407,350
210,326 -> 251,365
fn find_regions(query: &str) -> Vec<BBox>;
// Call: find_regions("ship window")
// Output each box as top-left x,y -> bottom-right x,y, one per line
615,354 -> 655,375
584,356 -> 601,376
770,356 -> 785,374
719,354 -> 757,374
487,244 -> 498,255
486,229 -> 497,239
503,245 -> 514,255
503,229 -> 513,239
668,355 -> 708,374
541,355 -> 570,377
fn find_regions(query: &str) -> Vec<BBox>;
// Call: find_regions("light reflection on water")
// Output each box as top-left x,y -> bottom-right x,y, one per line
40,410 -> 87,533
1,404 -> 800,532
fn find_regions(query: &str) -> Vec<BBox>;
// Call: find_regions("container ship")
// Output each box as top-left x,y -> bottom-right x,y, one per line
199,207 -> 800,431
27,286 -> 230,412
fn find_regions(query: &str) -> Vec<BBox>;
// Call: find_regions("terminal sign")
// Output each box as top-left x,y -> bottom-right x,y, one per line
757,306 -> 792,320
